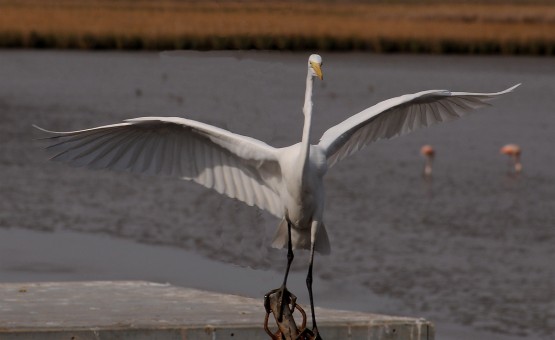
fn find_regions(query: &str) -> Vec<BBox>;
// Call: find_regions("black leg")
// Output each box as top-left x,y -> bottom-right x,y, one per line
282,220 -> 294,287
306,243 -> 322,339
264,220 -> 295,322
275,220 -> 294,321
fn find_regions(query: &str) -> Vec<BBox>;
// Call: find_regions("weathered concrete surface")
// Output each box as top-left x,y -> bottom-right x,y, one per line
0,281 -> 434,339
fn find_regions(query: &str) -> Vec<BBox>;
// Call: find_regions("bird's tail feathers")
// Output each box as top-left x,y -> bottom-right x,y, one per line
271,219 -> 331,255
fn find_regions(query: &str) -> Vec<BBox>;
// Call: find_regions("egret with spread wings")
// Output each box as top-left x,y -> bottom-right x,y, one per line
36,54 -> 518,338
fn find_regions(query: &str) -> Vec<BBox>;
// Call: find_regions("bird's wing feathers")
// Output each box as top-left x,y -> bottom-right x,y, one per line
36,117 -> 284,217
318,84 -> 519,168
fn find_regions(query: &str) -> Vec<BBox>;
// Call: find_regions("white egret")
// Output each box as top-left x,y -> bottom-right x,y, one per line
35,54 -> 518,338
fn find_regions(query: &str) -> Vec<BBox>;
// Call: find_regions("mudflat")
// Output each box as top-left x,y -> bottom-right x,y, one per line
0,51 -> 554,339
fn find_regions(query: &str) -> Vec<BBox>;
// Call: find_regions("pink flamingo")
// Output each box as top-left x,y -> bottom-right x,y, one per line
500,144 -> 522,173
420,145 -> 435,176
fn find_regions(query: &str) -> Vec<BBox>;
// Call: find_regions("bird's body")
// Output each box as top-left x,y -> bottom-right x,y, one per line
273,143 -> 329,252
36,54 -> 518,338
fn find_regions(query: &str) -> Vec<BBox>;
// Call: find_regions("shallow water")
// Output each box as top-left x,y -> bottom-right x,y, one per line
0,51 -> 554,339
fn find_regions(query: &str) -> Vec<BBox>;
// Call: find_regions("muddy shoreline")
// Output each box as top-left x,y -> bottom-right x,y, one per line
1,51 -> 554,339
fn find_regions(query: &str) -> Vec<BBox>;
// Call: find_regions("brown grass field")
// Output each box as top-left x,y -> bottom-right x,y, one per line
1,0 -> 555,54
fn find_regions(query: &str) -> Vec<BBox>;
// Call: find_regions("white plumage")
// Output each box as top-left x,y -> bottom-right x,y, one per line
36,54 -> 518,336
40,117 -> 284,217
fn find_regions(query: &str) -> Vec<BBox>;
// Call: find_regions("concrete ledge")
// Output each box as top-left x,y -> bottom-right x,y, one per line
0,281 -> 434,339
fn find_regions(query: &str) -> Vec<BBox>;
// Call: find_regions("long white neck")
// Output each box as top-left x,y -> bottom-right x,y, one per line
300,70 -> 314,178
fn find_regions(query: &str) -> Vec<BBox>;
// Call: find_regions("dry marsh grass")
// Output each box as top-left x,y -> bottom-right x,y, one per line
1,0 -> 555,54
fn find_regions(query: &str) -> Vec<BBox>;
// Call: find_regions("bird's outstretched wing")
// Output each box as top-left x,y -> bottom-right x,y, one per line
35,117 -> 284,217
318,84 -> 519,168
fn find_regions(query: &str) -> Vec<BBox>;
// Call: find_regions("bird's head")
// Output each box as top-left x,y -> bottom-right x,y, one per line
308,54 -> 323,80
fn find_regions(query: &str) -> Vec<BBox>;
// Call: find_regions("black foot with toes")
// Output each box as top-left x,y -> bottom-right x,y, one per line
264,286 -> 296,321
297,327 -> 322,340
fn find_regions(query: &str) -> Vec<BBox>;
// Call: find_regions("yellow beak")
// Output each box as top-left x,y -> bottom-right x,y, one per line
310,62 -> 323,80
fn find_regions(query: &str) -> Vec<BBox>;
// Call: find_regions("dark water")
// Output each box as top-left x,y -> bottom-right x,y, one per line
1,51 -> 554,339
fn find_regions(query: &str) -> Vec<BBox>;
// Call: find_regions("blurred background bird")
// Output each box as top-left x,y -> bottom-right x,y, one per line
500,143 -> 522,174
420,144 -> 435,177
